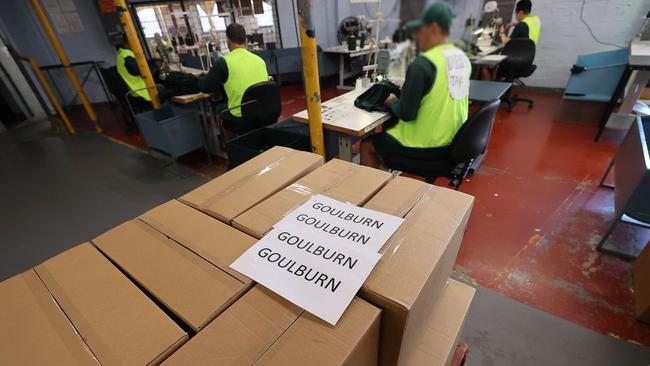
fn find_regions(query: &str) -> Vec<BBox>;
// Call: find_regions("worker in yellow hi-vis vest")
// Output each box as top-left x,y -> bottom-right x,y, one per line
360,2 -> 470,169
480,0 -> 541,80
199,23 -> 268,141
499,0 -> 541,45
116,34 -> 152,102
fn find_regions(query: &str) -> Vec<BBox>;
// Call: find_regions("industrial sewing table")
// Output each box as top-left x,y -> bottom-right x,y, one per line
171,91 -> 227,160
292,80 -> 510,163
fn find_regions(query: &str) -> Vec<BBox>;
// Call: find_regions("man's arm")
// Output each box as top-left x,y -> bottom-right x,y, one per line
501,22 -> 529,43
124,56 -> 141,76
389,57 -> 435,121
199,57 -> 228,93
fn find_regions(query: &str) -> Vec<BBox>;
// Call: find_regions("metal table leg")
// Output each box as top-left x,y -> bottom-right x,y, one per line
338,135 -> 353,162
599,158 -> 615,189
197,99 -> 212,166
595,66 -> 631,141
337,54 -> 346,90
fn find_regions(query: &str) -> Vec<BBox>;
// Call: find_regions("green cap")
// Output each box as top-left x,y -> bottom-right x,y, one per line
406,2 -> 455,30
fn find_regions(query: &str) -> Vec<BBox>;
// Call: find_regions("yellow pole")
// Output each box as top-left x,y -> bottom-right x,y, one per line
296,0 -> 325,157
25,57 -> 76,134
114,0 -> 161,109
30,0 -> 102,132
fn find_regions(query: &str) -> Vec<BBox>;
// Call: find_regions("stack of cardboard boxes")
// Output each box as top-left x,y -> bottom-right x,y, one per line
0,147 -> 476,365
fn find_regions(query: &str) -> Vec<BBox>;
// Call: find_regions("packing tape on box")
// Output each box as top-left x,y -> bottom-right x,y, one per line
199,154 -> 293,212
235,164 -> 361,238
23,271 -> 101,366
135,216 -> 251,285
377,187 -> 464,256
33,267 -> 122,366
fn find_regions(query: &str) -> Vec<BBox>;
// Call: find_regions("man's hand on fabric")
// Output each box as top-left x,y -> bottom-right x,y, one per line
384,93 -> 397,108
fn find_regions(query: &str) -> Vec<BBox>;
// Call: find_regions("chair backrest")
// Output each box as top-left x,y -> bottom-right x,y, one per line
241,81 -> 281,127
450,99 -> 500,164
501,38 -> 536,70
99,66 -> 129,101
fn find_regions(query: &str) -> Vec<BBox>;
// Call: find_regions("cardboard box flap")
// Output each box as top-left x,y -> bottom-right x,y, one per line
254,297 -> 381,366
364,187 -> 474,308
398,279 -> 475,366
179,146 -> 323,222
93,220 -> 247,331
0,270 -> 99,365
362,182 -> 474,366
162,285 -> 302,366
140,199 -> 257,284
322,163 -> 392,205
232,159 -> 391,238
34,243 -> 187,365
363,176 -> 432,218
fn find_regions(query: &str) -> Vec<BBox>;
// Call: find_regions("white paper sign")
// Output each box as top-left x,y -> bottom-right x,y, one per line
275,194 -> 404,253
231,222 -> 381,325
443,47 -> 470,100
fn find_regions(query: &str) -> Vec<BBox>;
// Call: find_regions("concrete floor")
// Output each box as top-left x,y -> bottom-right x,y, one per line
1,120 -> 649,365
0,120 -> 204,280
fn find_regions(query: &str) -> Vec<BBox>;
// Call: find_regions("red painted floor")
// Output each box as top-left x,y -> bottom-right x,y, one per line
70,85 -> 650,345
452,91 -> 650,346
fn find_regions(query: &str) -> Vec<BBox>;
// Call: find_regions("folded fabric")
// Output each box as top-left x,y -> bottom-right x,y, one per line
354,80 -> 401,113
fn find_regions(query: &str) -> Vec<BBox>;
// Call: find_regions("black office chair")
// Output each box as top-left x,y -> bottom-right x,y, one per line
497,38 -> 537,112
99,66 -> 151,130
383,99 -> 501,190
220,81 -> 281,137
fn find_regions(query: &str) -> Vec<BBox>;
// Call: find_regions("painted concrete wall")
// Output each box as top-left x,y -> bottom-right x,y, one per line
525,0 -> 650,88
0,0 -> 116,110
276,0 -> 401,49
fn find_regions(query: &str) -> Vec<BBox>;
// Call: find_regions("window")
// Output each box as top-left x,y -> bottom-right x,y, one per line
197,4 -> 227,32
136,8 -> 163,38
254,2 -> 274,27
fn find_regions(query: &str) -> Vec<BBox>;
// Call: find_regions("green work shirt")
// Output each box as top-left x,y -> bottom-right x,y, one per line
387,43 -> 470,148
199,48 -> 268,117
511,15 -> 541,44
509,22 -> 529,39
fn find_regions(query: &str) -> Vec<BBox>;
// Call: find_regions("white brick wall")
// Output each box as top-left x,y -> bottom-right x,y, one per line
527,0 -> 650,88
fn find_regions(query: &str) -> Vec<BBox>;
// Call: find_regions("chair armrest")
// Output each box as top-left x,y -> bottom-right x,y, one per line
124,84 -> 162,115
219,100 -> 258,117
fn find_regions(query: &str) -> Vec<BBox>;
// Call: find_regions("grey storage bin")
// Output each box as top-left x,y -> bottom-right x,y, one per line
134,103 -> 206,159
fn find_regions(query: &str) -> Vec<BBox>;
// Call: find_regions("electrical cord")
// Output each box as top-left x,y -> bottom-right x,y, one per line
579,0 -> 626,49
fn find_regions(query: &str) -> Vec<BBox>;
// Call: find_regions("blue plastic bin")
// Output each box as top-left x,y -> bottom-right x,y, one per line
134,103 -> 205,159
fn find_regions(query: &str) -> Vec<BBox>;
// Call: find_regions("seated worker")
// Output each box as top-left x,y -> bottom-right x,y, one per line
199,23 -> 268,140
499,0 -> 541,45
480,0 -> 541,80
360,2 -> 470,169
116,34 -> 152,104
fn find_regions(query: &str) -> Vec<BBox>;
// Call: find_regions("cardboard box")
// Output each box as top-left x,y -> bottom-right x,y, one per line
93,219 -> 251,332
162,285 -> 381,366
233,158 -> 393,238
179,146 -> 323,223
139,199 -> 257,284
397,279 -> 475,366
0,270 -> 99,365
34,243 -> 187,365
634,241 -> 650,323
361,176 -> 475,366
